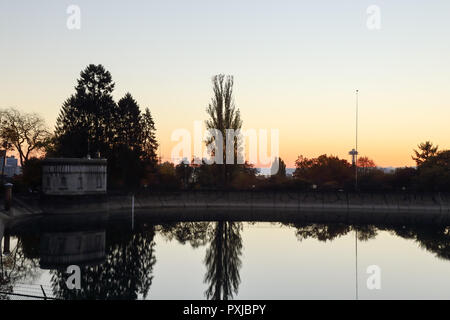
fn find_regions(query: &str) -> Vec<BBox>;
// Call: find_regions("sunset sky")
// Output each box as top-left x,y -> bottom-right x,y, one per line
1,0 -> 449,167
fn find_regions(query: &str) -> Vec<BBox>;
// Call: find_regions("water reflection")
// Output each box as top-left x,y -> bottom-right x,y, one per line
1,214 -> 450,300
0,232 -> 40,299
40,231 -> 106,269
204,222 -> 242,300
287,221 -> 450,260
392,225 -> 450,260
49,225 -> 156,300
288,223 -> 378,242
159,221 -> 243,300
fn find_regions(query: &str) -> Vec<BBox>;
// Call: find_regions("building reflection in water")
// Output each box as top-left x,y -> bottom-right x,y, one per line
1,213 -> 156,300
39,231 -> 106,269
49,224 -> 156,300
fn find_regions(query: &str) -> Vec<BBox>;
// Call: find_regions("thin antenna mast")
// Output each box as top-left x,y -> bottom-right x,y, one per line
355,89 -> 359,191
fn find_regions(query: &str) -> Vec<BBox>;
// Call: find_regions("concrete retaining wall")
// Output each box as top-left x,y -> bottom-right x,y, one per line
128,191 -> 450,213
10,191 -> 450,226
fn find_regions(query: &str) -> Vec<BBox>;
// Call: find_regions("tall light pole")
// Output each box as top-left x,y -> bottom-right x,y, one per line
355,89 -> 359,191
354,90 -> 359,300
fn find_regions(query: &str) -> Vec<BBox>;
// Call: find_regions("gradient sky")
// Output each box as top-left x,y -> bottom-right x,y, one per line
1,0 -> 449,167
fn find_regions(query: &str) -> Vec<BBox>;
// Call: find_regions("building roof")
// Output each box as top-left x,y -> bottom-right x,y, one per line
42,158 -> 107,165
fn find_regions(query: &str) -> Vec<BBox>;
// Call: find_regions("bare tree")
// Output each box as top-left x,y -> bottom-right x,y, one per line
0,108 -> 50,166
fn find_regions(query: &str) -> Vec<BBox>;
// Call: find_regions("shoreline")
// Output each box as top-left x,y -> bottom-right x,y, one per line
3,191 -> 450,227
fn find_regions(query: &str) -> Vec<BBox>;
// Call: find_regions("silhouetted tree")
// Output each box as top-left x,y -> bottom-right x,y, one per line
52,65 -> 159,189
175,159 -> 194,189
109,93 -> 144,187
156,161 -> 180,190
0,108 -> 50,166
294,154 -> 352,190
205,75 -> 243,187
194,161 -> 220,189
53,64 -> 117,158
115,93 -> 142,148
357,156 -> 376,175
392,167 -> 417,191
412,141 -> 438,166
415,150 -> 450,191
140,107 -> 158,165
230,162 -> 258,190
21,157 -> 43,190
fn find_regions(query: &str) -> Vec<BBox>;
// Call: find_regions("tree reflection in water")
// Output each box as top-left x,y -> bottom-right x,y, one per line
158,221 -> 211,248
204,221 -> 242,300
391,225 -> 450,261
159,221 -> 243,300
3,217 -> 450,300
288,222 -> 450,261
0,236 -> 40,300
50,225 -> 156,300
288,222 -> 379,242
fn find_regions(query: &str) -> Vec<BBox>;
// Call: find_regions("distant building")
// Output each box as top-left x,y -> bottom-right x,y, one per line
2,156 -> 22,177
42,158 -> 107,195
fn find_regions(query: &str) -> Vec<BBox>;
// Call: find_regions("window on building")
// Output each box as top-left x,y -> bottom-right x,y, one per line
60,176 -> 67,190
96,175 -> 102,188
78,176 -> 83,189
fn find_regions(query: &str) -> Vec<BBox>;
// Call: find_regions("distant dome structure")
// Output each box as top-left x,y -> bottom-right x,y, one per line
42,158 -> 107,196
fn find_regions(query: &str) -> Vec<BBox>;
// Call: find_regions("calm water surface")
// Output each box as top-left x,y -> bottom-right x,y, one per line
1,214 -> 450,300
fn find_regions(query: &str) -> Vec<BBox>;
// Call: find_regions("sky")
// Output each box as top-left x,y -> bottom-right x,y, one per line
1,0 -> 449,167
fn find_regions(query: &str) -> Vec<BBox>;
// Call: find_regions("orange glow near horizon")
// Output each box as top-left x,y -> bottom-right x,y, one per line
1,2 -> 449,168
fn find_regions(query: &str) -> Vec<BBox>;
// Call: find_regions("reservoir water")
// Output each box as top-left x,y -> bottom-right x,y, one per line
1,213 -> 449,300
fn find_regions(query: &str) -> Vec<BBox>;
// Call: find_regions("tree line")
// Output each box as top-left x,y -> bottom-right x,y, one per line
289,141 -> 449,192
1,64 -> 159,190
1,64 -> 449,192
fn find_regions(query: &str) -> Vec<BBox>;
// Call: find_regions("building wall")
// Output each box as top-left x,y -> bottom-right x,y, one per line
42,159 -> 107,195
6,156 -> 18,167
4,165 -> 21,177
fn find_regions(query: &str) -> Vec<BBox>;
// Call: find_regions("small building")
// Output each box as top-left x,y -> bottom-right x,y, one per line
42,158 -> 107,196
